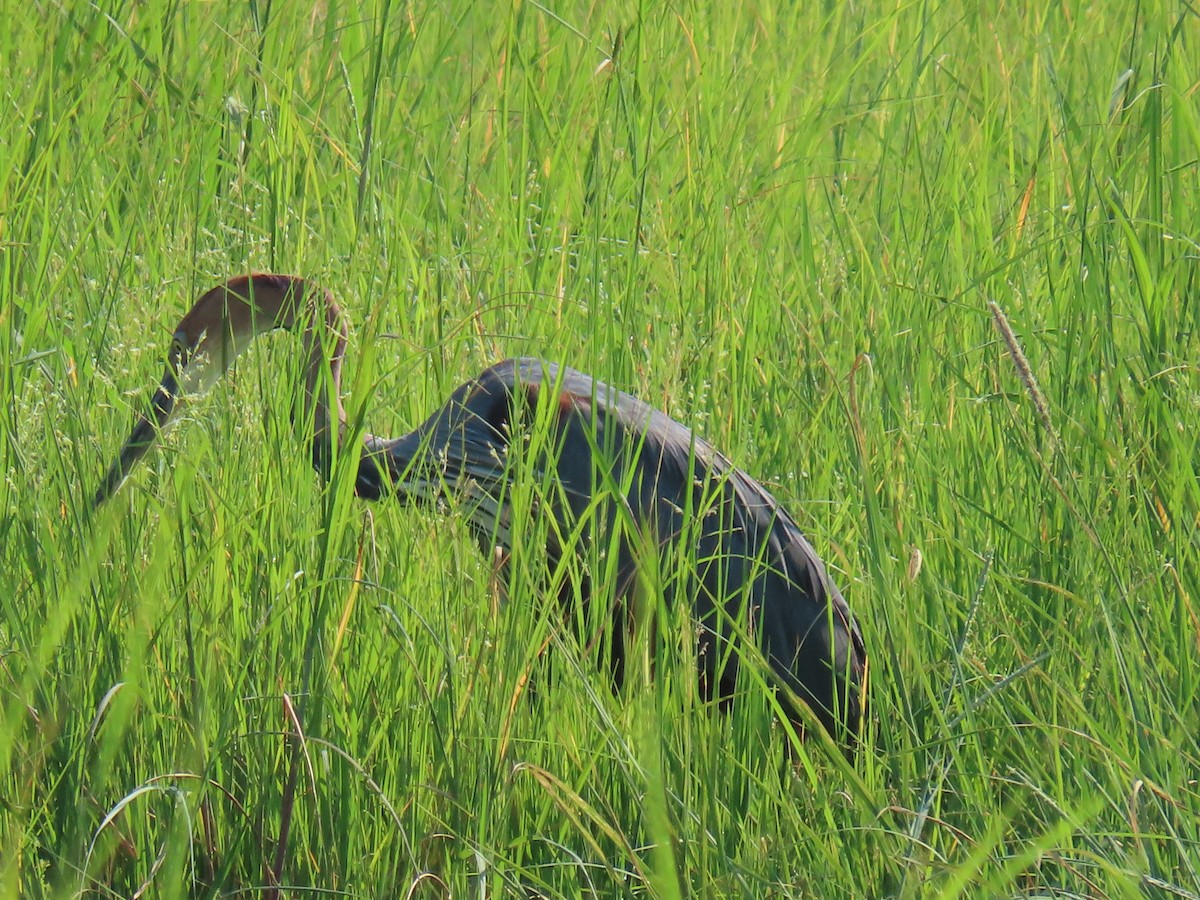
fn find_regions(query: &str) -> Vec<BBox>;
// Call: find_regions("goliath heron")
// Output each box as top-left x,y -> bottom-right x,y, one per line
94,274 -> 867,751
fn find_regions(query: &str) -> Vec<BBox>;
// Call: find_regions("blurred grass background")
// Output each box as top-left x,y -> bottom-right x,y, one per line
1,1 -> 1197,896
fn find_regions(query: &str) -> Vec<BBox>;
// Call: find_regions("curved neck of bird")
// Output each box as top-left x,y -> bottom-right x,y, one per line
294,279 -> 350,447
201,273 -> 354,447
94,274 -> 366,506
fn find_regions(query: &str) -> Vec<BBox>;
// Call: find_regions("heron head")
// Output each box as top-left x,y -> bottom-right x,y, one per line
93,274 -> 310,506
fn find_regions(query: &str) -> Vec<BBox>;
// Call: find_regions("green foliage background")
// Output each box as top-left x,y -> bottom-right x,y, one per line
1,1 -> 1197,896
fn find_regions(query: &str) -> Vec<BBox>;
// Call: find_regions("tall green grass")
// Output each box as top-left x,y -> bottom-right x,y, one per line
2,1 -> 1197,895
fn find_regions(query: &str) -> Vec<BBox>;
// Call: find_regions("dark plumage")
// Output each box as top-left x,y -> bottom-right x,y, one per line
356,358 -> 867,749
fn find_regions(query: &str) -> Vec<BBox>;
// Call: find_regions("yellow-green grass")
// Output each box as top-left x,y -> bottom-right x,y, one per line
2,1 -> 1197,896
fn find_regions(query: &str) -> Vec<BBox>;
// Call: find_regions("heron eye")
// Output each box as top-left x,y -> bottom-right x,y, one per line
169,338 -> 191,371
